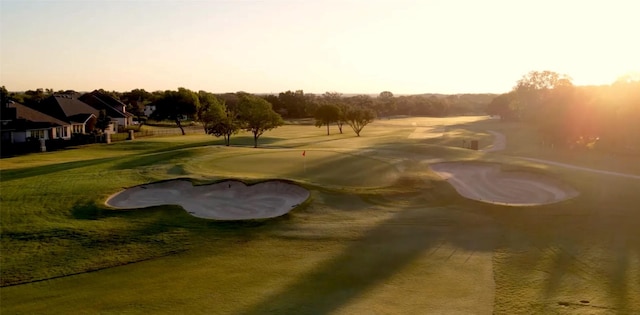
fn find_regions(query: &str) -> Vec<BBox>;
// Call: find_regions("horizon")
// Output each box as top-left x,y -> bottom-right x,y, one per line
1,0 -> 638,94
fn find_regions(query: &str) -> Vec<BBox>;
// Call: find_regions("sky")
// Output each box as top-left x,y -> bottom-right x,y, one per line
1,0 -> 639,94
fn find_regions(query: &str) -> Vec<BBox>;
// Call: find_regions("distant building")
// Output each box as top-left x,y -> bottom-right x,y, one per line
0,91 -> 131,143
143,104 -> 156,117
79,90 -> 133,131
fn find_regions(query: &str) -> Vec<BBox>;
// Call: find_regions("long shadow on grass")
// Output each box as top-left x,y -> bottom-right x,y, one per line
0,157 -> 115,182
110,149 -> 196,170
0,201 -> 277,286
1,147 -> 199,182
484,176 -> 640,313
239,205 -> 501,315
0,138 -> 216,182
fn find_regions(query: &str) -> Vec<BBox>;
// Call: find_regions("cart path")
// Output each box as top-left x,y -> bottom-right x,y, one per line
485,130 -> 640,180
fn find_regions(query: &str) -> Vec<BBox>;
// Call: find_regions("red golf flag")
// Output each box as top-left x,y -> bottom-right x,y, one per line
302,150 -> 306,157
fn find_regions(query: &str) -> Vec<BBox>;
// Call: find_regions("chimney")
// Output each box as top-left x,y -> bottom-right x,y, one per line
122,105 -> 126,113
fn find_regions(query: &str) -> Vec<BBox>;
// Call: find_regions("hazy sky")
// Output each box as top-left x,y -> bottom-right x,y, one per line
1,0 -> 638,94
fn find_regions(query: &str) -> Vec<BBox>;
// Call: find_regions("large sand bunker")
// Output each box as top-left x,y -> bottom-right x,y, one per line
430,162 -> 579,206
106,179 -> 310,220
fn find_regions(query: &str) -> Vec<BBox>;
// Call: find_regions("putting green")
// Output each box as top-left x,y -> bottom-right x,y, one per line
186,149 -> 399,187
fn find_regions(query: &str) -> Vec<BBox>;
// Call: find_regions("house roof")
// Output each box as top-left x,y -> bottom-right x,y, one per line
68,113 -> 95,124
79,91 -> 133,118
10,102 -> 67,127
28,94 -> 99,124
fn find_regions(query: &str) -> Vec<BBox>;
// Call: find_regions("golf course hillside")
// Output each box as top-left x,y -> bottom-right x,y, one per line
1,116 -> 639,314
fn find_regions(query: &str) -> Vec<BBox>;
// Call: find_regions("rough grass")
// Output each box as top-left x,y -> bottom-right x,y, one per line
470,119 -> 640,175
1,116 -> 639,314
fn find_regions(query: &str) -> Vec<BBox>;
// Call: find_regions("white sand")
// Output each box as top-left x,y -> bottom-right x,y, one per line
105,179 -> 310,220
430,162 -> 579,206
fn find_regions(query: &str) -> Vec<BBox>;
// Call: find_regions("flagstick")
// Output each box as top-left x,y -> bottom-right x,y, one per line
302,150 -> 307,174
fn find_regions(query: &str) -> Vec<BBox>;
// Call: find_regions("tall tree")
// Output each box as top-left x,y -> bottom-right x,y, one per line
0,86 -> 8,107
344,107 -> 376,137
513,70 -> 572,121
96,89 -> 120,100
201,101 -> 240,146
23,88 -> 48,106
237,94 -> 284,148
304,93 -> 319,117
122,88 -> 152,124
376,91 -> 396,117
151,87 -> 200,135
278,90 -> 306,118
262,94 -> 284,116
314,104 -> 340,135
322,92 -> 346,133
197,91 -> 221,120
486,92 -> 517,120
95,109 -> 111,134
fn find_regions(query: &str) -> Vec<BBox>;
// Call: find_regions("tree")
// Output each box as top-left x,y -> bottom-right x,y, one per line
200,94 -> 241,146
344,107 -> 376,136
347,94 -> 374,109
95,109 -> 111,134
314,104 -> 340,135
513,70 -> 572,121
486,92 -> 517,120
278,90 -> 307,118
151,87 -> 200,135
197,91 -> 221,120
122,89 -> 152,124
322,92 -> 346,133
23,88 -> 48,106
376,91 -> 396,117
0,86 -> 8,107
262,94 -> 284,116
304,93 -> 319,117
237,94 -> 284,148
96,89 -> 120,100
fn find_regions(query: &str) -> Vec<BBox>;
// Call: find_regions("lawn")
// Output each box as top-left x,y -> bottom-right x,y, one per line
1,116 -> 639,314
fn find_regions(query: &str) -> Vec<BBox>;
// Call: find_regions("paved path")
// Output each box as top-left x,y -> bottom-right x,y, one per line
485,130 -> 640,180
480,131 -> 506,152
516,157 -> 640,180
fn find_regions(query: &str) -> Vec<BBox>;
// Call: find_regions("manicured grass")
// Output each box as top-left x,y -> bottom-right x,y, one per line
185,148 -> 399,188
1,116 -> 639,314
469,119 -> 640,175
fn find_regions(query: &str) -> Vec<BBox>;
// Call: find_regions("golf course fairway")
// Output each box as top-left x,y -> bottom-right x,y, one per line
1,116 -> 639,314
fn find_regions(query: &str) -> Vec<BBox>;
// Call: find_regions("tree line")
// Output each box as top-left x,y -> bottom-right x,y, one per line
149,89 -> 379,145
487,71 -> 640,153
2,87 -> 493,121
1,85 -> 493,147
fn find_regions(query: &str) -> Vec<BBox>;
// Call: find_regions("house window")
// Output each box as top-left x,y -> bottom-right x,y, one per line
56,127 -> 69,138
72,124 -> 84,134
31,129 -> 45,139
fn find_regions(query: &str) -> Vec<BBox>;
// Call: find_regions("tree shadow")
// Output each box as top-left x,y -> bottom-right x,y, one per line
238,205 -> 501,315
109,149 -> 196,170
0,157 -> 115,182
487,195 -> 640,313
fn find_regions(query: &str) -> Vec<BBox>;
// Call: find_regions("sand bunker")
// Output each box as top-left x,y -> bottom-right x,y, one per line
430,162 -> 579,206
106,179 -> 310,220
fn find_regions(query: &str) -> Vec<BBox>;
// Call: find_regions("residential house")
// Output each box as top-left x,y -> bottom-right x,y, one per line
1,104 -> 17,142
28,93 -> 106,134
2,100 -> 78,143
79,90 -> 133,131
